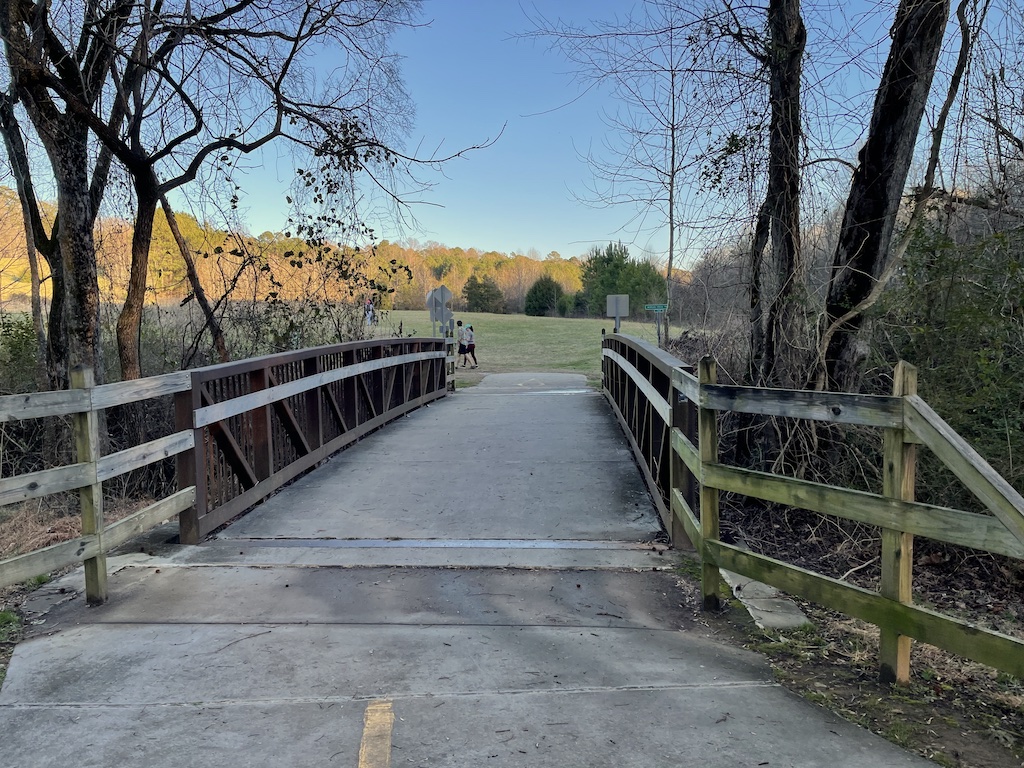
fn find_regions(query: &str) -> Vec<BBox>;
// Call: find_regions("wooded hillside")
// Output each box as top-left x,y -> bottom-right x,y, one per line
0,188 -> 685,317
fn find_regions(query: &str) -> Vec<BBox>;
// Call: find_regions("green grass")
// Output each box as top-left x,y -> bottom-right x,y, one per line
0,610 -> 19,643
374,310 -> 683,385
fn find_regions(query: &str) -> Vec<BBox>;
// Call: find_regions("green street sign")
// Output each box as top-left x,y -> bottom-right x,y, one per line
644,304 -> 668,311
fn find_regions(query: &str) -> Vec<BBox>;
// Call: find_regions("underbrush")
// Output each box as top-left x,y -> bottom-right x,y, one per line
0,496 -> 159,560
746,604 -> 1024,767
677,565 -> 1024,768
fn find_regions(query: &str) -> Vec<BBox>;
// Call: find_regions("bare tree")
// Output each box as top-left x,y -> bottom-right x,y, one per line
0,0 -> 478,382
530,2 -> 694,345
0,0 -> 128,382
539,0 -> 990,397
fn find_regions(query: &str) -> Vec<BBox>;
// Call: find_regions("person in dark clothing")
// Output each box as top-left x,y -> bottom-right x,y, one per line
456,320 -> 468,367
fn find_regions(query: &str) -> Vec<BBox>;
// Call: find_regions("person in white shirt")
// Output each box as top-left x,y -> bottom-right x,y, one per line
464,324 -> 478,369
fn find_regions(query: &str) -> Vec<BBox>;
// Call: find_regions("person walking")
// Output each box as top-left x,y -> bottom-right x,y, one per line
464,324 -> 478,369
456,320 -> 468,367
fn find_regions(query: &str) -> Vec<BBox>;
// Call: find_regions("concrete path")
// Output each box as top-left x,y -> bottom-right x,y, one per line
1,373 -> 930,767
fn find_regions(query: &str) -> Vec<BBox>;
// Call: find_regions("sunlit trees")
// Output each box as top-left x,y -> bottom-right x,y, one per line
580,242 -> 666,315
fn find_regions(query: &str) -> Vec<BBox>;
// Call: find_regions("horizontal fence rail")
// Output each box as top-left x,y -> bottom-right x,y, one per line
0,367 -> 196,603
603,333 -> 1024,682
0,337 -> 453,602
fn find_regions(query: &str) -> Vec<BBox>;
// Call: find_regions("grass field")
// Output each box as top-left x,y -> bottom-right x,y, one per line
373,310 -> 681,386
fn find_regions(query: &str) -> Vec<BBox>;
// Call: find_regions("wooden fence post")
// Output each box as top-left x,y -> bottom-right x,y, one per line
880,360 -> 918,683
174,373 -> 203,545
71,366 -> 106,605
698,356 -> 721,610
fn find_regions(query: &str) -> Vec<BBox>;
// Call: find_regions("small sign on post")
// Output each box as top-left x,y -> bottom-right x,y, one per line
606,294 -> 629,333
645,304 -> 668,345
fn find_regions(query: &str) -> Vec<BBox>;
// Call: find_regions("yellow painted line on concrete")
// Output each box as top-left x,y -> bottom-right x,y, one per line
358,699 -> 395,768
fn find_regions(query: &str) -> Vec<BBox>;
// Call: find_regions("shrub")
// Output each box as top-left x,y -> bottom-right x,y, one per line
525,276 -> 564,316
0,313 -> 40,393
557,291 -> 588,317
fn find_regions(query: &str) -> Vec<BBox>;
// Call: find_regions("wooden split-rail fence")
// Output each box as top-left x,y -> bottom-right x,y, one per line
602,333 -> 1024,683
0,337 -> 452,604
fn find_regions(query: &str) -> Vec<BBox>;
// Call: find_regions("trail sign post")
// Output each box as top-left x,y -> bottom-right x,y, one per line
606,294 -> 629,333
645,304 -> 668,345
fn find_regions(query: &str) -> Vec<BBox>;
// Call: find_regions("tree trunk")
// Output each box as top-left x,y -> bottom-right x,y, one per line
51,136 -> 102,376
160,195 -> 231,363
761,0 -> 806,389
44,251 -> 70,390
25,214 -> 46,390
116,181 -> 158,381
748,194 -> 772,383
818,0 -> 950,392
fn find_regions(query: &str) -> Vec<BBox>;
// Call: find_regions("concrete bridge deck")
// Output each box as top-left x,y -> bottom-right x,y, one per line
0,373 -> 928,767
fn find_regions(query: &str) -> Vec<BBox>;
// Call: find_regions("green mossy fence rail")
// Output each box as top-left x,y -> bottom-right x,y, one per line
0,337 -> 453,604
602,333 -> 1024,682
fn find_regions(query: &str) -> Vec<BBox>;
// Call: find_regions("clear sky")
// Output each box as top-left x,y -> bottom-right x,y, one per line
386,0 -> 643,261
240,1 -> 662,262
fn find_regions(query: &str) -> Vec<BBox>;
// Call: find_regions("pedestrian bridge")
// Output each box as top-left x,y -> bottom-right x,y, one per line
1,334 -> 1022,766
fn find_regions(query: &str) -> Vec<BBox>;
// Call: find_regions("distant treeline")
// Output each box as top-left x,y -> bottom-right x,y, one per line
0,188 -> 675,318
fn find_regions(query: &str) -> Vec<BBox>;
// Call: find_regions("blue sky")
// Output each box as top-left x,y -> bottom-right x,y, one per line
241,1 -> 656,262
386,1 -> 634,260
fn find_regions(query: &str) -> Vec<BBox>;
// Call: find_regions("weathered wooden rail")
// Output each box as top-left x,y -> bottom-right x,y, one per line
603,333 -> 1024,682
0,337 -> 452,603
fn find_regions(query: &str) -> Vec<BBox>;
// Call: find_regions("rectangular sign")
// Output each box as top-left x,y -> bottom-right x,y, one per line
606,294 -> 629,318
644,304 -> 668,311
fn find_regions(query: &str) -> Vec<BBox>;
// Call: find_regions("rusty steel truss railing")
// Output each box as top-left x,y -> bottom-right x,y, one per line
176,337 -> 452,542
0,336 -> 453,603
